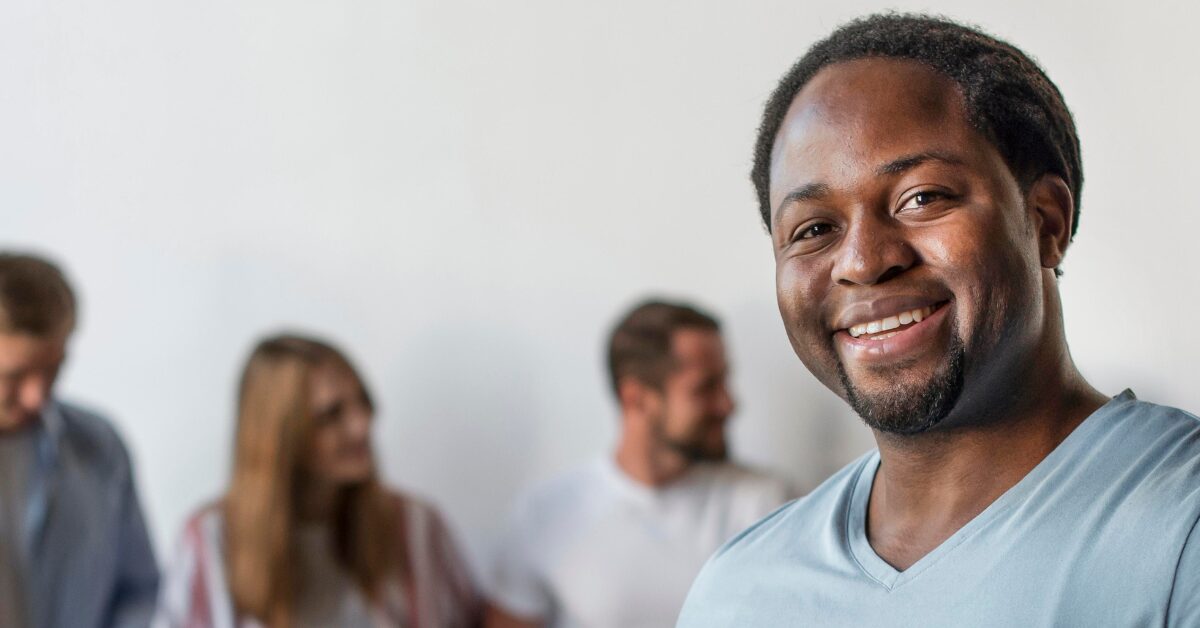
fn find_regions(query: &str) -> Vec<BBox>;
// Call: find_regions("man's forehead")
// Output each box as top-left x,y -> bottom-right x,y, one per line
0,332 -> 68,367
769,59 -> 973,200
789,58 -> 961,120
669,329 -> 726,370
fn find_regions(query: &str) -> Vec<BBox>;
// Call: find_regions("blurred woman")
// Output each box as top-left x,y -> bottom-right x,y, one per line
156,333 -> 479,627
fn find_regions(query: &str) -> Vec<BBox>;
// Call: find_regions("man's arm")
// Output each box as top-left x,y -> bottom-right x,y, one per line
105,452 -> 160,628
484,603 -> 542,628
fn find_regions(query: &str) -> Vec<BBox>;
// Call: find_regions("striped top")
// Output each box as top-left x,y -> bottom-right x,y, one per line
154,491 -> 480,628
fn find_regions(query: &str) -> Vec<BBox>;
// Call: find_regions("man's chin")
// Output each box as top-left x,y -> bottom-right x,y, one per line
667,441 -> 728,464
0,414 -> 36,433
837,334 -> 967,436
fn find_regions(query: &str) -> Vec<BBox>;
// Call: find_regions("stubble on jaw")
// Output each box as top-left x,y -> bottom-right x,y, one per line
836,332 -> 967,436
650,413 -> 729,463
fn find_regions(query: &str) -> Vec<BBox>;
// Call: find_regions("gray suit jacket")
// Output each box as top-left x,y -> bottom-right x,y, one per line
18,400 -> 159,628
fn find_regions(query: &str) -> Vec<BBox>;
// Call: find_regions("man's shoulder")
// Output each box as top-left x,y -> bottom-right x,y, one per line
495,461 -> 613,556
677,452 -> 875,625
702,461 -> 787,484
1115,393 -> 1200,435
690,461 -> 796,502
53,399 -> 134,470
1086,393 -> 1200,510
708,451 -> 874,563
1093,393 -> 1200,477
514,460 -> 607,512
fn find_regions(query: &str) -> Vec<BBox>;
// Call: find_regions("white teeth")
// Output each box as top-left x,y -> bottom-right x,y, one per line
846,306 -> 936,339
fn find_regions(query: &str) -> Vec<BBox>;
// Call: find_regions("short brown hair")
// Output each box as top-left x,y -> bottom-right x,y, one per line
0,253 -> 77,336
607,299 -> 720,395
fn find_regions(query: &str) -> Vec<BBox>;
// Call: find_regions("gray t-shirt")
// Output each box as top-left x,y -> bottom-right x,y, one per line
677,391 -> 1200,627
0,427 -> 37,628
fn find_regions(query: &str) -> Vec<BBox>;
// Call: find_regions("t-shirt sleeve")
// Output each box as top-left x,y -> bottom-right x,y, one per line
487,496 -> 552,620
1168,513 -> 1200,626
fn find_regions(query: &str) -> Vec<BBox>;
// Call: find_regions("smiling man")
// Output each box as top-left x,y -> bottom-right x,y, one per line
676,14 -> 1200,627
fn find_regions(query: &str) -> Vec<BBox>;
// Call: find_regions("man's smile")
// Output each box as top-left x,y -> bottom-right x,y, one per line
833,300 -> 952,363
844,304 -> 938,339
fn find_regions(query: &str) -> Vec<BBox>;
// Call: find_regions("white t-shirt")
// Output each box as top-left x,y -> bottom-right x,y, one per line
489,458 -> 793,628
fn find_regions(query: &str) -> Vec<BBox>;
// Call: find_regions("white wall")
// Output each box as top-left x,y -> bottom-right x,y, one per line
2,0 -> 1197,571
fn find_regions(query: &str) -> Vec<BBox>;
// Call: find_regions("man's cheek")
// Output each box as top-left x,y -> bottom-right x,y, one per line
776,273 -> 810,328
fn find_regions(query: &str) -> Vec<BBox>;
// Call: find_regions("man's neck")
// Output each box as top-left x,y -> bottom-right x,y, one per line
0,416 -> 41,439
867,367 -> 1108,571
614,427 -> 691,488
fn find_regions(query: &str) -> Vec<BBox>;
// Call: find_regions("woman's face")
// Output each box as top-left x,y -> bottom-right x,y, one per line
304,360 -> 375,485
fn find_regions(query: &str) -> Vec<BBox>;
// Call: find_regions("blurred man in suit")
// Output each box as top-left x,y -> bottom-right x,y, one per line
0,252 -> 158,628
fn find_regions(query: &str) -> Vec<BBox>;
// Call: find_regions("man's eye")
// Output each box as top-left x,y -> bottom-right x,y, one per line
900,190 -> 947,211
796,222 -> 835,240
315,402 -> 344,425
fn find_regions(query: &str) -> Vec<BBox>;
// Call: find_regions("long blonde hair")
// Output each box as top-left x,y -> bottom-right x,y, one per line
223,333 -> 402,627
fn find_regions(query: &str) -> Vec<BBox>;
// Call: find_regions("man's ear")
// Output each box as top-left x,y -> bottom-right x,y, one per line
617,376 -> 661,418
1027,173 -> 1075,271
618,377 -> 646,415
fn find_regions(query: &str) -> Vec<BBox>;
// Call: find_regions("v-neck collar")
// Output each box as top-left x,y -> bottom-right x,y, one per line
845,390 -> 1136,590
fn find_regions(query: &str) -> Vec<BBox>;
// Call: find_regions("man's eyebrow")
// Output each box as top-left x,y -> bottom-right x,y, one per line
773,182 -> 831,230
771,152 -> 964,230
876,151 -> 965,177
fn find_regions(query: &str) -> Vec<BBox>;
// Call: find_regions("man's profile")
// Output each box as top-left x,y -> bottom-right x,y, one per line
486,299 -> 792,628
676,14 -> 1199,626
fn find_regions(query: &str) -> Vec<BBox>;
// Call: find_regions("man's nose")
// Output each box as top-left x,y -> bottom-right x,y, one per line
344,408 -> 373,440
18,375 -> 51,416
831,214 -> 916,286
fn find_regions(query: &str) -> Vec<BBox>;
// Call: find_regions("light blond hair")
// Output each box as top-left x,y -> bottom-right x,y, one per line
224,333 -> 402,627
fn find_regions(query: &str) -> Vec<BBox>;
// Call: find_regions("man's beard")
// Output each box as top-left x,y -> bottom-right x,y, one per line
651,416 -> 728,463
837,332 -> 966,435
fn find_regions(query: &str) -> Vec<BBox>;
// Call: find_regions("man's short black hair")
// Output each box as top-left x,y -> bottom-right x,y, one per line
752,13 -> 1082,238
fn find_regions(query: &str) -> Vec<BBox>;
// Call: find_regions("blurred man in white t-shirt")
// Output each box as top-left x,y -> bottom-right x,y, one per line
485,299 -> 793,628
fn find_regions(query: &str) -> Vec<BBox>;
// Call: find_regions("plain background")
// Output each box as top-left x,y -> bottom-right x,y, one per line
3,0 -> 1197,575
